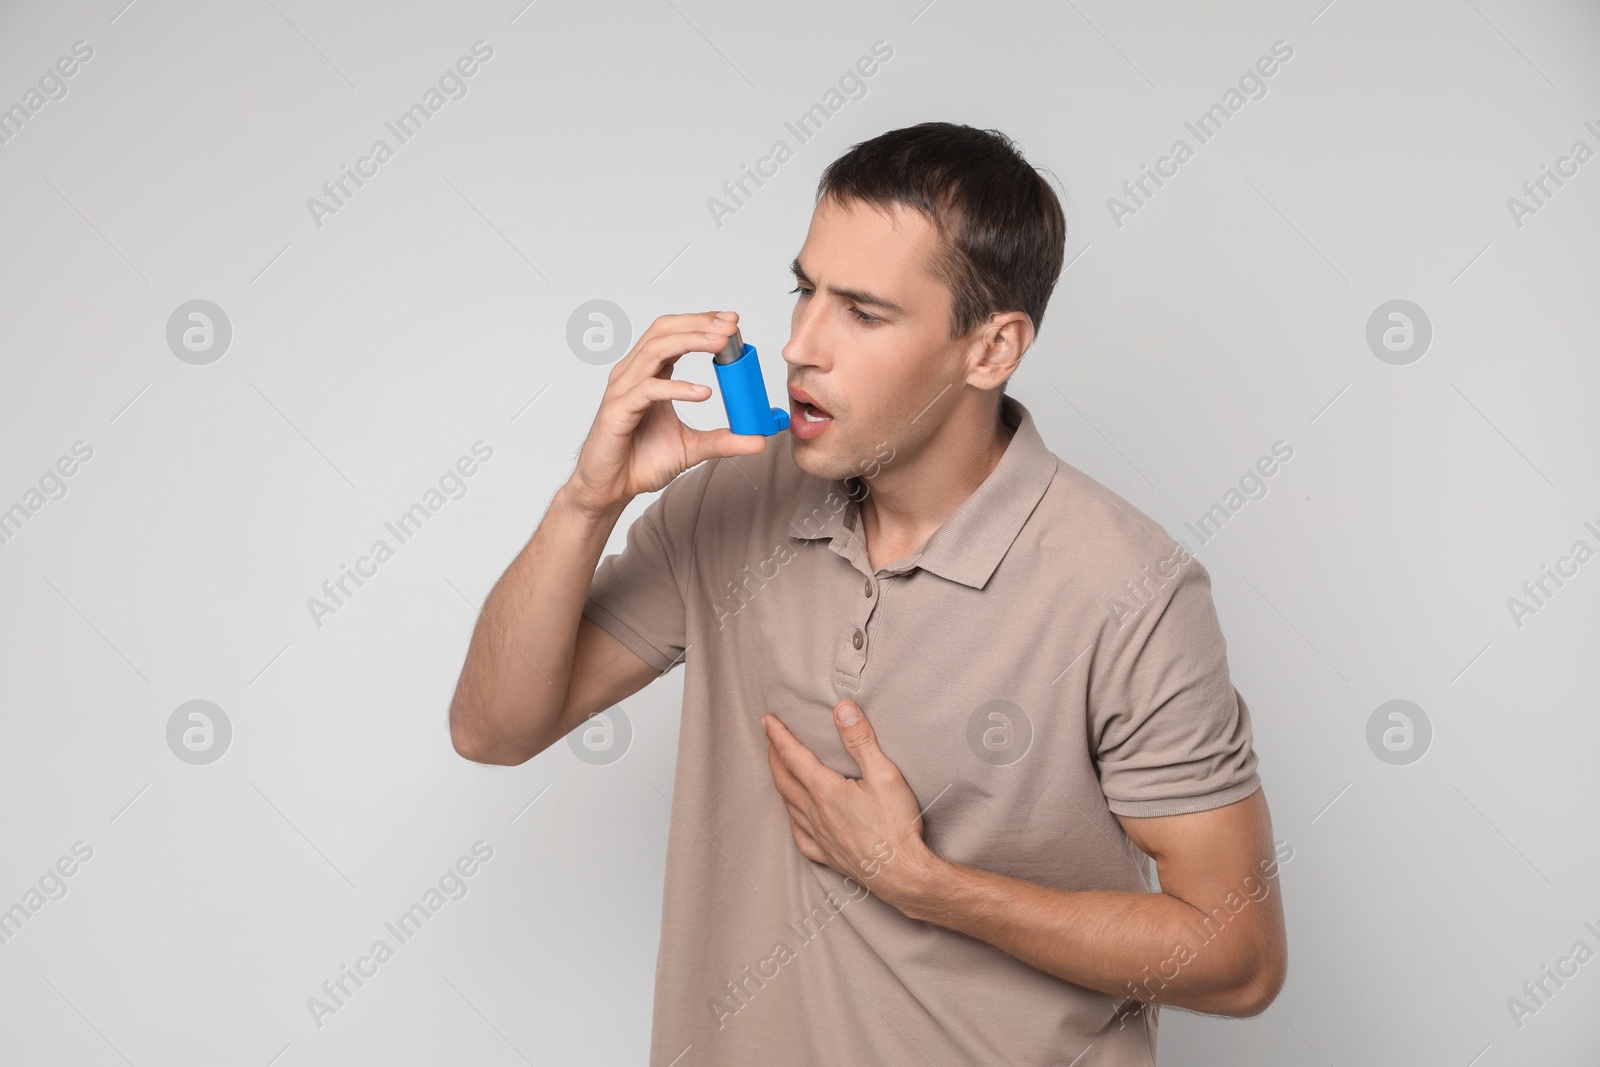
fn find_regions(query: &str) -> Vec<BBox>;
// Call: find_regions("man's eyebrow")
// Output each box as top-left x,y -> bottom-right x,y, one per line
790,257 -> 907,315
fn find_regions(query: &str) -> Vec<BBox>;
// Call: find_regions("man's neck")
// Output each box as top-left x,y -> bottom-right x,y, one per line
858,400 -> 1015,573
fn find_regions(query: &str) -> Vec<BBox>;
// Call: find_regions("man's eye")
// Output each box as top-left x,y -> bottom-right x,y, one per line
789,285 -> 877,324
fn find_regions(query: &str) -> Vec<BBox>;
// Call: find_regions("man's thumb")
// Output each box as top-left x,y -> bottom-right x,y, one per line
694,429 -> 767,465
835,700 -> 884,769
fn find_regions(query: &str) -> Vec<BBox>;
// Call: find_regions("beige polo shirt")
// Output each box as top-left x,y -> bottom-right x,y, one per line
582,393 -> 1261,1066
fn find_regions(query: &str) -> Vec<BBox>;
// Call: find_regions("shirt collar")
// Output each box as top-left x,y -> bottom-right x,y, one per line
785,394 -> 1057,589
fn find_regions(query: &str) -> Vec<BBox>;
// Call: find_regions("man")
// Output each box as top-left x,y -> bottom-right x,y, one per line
449,121 -> 1288,1065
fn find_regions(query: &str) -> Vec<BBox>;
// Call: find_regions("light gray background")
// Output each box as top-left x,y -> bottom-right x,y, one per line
2,0 -> 1597,1064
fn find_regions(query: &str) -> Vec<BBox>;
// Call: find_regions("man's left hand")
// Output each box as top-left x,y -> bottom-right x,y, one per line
761,700 -> 942,907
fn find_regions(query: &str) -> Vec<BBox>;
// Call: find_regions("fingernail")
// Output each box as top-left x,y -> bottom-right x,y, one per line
838,702 -> 861,726
715,311 -> 734,321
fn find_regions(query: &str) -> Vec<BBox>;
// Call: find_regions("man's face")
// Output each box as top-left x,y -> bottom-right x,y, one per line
782,195 -> 973,481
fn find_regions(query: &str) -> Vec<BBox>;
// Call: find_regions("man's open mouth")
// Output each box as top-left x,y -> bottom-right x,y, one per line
799,402 -> 831,422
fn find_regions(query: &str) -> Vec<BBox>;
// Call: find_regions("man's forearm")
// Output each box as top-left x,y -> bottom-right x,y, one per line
448,483 -> 625,763
890,853 -> 1276,1017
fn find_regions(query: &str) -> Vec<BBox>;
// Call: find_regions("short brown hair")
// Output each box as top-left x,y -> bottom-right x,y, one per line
815,122 -> 1067,373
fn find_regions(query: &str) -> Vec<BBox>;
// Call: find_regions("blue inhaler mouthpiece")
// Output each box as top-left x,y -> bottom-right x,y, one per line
712,329 -> 790,436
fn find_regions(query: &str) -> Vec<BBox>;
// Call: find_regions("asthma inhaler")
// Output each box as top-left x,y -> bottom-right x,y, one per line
712,328 -> 790,436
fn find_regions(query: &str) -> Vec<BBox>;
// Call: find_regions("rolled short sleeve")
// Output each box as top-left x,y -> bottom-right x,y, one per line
1087,549 -> 1261,818
581,460 -> 715,675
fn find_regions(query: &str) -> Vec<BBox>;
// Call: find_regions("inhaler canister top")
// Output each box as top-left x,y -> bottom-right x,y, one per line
714,328 -> 744,365
709,324 -> 789,435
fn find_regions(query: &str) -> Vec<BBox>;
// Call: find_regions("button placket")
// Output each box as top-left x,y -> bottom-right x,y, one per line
852,579 -> 873,659
837,567 -> 876,686
854,570 -> 890,662
834,528 -> 887,687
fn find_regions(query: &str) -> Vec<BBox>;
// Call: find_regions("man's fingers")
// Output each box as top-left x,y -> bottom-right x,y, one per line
613,375 -> 711,419
642,310 -> 738,337
610,328 -> 726,391
766,741 -> 811,814
834,702 -> 901,785
764,715 -> 838,796
788,814 -> 823,863
609,314 -> 739,391
783,800 -> 818,843
686,427 -> 768,466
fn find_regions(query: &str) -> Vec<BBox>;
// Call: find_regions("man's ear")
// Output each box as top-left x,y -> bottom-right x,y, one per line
970,311 -> 1034,391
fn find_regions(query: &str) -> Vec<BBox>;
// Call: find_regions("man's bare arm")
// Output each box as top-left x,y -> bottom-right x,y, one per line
448,487 -> 653,765
447,310 -> 766,766
890,788 -> 1289,1017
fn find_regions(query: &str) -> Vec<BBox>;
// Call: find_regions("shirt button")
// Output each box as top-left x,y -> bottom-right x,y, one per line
852,629 -> 864,650
863,579 -> 873,597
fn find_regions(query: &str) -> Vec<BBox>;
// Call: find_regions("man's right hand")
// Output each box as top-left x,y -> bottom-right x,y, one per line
565,310 -> 770,516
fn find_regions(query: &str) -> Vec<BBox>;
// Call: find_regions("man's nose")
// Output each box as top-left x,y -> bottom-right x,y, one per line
782,301 -> 823,369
